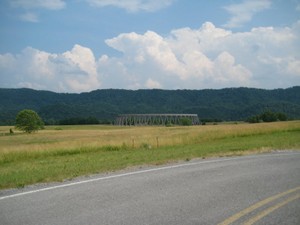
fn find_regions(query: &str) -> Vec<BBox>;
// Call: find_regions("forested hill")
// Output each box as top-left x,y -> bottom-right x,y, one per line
0,87 -> 300,125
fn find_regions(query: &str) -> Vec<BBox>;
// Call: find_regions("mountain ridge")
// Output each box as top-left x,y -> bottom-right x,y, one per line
0,87 -> 299,125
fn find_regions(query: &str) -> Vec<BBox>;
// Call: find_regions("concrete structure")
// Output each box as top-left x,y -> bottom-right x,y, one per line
115,114 -> 200,126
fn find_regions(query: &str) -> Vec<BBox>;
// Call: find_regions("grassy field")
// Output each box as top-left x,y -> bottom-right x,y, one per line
0,121 -> 299,189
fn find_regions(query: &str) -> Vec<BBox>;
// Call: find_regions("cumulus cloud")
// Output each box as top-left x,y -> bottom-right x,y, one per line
223,0 -> 271,28
86,0 -> 174,12
145,79 -> 162,89
0,45 -> 101,92
61,45 -> 100,92
287,59 -> 300,75
101,21 -> 299,89
103,23 -> 253,89
1,21 -> 299,92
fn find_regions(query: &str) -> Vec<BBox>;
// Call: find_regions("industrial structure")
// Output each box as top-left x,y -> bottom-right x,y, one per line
115,114 -> 200,126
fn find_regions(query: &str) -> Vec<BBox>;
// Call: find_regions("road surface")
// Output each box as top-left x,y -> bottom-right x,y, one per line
1,151 -> 299,225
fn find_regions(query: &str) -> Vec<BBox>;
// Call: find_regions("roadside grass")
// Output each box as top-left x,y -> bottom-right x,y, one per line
0,121 -> 299,189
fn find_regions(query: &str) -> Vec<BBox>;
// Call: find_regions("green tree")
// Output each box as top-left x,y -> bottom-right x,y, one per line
246,111 -> 288,123
246,115 -> 261,123
15,109 -> 44,133
260,111 -> 278,122
276,112 -> 287,121
179,117 -> 192,126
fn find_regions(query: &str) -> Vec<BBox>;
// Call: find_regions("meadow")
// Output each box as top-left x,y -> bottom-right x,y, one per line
0,121 -> 299,189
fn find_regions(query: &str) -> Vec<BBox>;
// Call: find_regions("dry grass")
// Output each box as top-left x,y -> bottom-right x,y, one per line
0,121 -> 299,154
0,121 -> 299,189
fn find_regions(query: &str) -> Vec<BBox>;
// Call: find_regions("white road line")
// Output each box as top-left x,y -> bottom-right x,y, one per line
0,152 -> 299,201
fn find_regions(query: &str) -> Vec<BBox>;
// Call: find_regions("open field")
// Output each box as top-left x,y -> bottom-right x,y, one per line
0,121 -> 299,189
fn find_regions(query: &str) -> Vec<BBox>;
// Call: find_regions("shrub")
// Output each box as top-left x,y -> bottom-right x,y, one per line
179,118 -> 192,126
246,111 -> 288,123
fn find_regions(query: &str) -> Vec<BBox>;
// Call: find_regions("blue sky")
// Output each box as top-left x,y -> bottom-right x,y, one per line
0,0 -> 300,93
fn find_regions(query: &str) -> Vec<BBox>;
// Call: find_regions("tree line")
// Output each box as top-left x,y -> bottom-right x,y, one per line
1,87 -> 299,125
13,108 -> 291,134
246,111 -> 288,123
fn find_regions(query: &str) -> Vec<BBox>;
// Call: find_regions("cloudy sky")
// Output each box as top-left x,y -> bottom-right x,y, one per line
0,0 -> 299,93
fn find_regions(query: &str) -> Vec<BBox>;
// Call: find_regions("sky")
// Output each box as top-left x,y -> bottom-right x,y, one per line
0,0 -> 300,93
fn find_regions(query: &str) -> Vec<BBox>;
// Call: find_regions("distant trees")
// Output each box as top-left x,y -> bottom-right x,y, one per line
59,117 -> 100,125
1,87 -> 299,125
246,111 -> 287,123
15,109 -> 44,133
179,118 -> 192,126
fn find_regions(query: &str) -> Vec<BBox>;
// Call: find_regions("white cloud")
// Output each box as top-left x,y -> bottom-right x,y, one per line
0,53 -> 15,68
101,21 -> 299,89
10,0 -> 66,10
10,0 -> 65,22
1,21 -> 299,92
20,12 -> 39,22
0,45 -> 101,93
213,51 -> 252,85
103,23 -> 253,88
145,79 -> 162,89
62,45 -> 100,92
287,59 -> 300,75
106,31 -> 187,79
223,0 -> 271,28
86,0 -> 174,12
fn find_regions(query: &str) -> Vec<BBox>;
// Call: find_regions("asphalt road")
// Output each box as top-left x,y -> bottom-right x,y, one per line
1,151 -> 299,225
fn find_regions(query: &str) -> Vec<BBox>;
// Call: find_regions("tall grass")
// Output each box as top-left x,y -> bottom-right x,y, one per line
0,121 -> 299,189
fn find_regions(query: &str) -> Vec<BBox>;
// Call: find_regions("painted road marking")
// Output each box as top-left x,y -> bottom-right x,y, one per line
218,186 -> 300,225
1,152 -> 300,201
0,156 -> 243,201
243,193 -> 300,225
